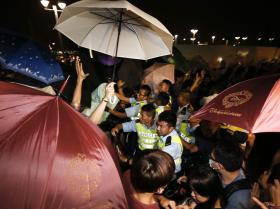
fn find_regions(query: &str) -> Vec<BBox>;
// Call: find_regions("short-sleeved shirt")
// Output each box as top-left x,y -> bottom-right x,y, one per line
160,130 -> 183,173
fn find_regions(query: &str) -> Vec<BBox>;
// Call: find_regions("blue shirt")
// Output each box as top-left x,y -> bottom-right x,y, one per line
223,170 -> 251,209
124,98 -> 146,118
122,120 -> 157,133
160,130 -> 182,173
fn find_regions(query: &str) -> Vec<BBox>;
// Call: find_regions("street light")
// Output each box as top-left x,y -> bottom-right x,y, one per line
40,0 -> 66,48
190,29 -> 198,38
235,36 -> 240,46
211,35 -> 216,44
242,37 -> 248,40
174,34 -> 178,44
190,37 -> 196,44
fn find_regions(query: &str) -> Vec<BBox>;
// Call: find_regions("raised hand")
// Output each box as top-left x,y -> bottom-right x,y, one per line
75,56 -> 89,81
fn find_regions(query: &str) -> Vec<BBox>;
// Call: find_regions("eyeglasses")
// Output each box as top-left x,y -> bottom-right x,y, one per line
208,155 -> 218,168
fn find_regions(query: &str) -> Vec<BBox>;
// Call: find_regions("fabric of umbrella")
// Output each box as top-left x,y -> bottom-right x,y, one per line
192,74 -> 280,133
0,28 -> 64,85
142,62 -> 175,95
54,0 -> 173,61
0,81 -> 128,209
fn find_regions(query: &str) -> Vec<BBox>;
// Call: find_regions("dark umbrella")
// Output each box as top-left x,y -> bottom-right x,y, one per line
0,81 -> 128,209
0,28 -> 64,84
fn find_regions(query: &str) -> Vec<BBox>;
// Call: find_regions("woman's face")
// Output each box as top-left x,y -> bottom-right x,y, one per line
191,189 -> 209,204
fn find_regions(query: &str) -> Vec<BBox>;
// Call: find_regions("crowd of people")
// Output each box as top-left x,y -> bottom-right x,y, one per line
1,54 -> 280,209
65,56 -> 280,209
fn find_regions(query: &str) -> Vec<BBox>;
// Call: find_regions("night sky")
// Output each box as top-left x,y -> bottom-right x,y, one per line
1,0 -> 279,48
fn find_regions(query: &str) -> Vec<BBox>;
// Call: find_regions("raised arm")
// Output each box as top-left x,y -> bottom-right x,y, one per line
89,82 -> 115,124
71,57 -> 89,111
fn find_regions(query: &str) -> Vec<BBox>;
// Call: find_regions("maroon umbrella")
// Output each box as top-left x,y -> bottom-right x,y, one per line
192,74 -> 280,133
0,81 -> 128,209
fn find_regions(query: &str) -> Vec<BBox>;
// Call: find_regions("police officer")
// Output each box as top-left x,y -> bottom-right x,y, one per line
111,104 -> 160,151
157,111 -> 183,174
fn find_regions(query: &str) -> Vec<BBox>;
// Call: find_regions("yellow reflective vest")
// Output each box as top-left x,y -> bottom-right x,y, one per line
179,120 -> 196,144
135,122 -> 160,150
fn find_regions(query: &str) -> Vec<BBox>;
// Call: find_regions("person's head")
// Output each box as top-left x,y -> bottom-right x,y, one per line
140,103 -> 156,127
210,140 -> 244,172
131,149 -> 175,193
137,85 -> 151,101
159,79 -> 172,93
177,90 -> 191,107
157,111 -> 176,136
189,166 -> 222,206
200,120 -> 220,138
155,92 -> 170,106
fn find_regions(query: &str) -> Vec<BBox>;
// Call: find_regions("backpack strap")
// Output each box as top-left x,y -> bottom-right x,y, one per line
222,179 -> 251,206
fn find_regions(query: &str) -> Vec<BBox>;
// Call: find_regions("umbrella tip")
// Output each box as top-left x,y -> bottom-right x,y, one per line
58,75 -> 70,97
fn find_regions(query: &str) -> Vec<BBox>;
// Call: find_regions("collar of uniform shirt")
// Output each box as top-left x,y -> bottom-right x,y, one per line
160,129 -> 177,142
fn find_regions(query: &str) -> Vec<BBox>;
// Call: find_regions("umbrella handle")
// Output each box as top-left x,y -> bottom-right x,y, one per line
109,96 -> 117,104
58,75 -> 70,97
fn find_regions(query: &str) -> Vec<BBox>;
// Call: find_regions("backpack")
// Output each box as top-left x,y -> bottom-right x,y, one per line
221,179 -> 252,208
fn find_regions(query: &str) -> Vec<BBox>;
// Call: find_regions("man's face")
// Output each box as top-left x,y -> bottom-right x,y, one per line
159,82 -> 169,93
157,121 -> 173,136
140,111 -> 154,127
177,94 -> 187,106
137,89 -> 148,101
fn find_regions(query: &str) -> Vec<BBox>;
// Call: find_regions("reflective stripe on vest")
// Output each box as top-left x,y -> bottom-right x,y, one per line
156,106 -> 165,115
179,121 -> 195,144
135,123 -> 160,150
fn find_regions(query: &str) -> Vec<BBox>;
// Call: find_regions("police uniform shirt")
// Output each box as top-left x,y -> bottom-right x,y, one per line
122,120 -> 157,133
124,98 -> 147,118
160,129 -> 182,173
176,104 -> 192,131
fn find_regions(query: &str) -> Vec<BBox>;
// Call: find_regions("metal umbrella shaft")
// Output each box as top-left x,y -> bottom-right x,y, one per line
112,9 -> 123,82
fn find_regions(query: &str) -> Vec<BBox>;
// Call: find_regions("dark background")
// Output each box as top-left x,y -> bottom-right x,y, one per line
1,0 -> 279,47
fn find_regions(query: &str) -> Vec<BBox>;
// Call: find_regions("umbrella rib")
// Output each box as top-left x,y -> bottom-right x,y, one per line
122,22 -> 138,35
122,16 -> 141,22
79,17 -> 115,46
90,11 -> 117,22
123,23 -> 146,59
122,21 -> 147,28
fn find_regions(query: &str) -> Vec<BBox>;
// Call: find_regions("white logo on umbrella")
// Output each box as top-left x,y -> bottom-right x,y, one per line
222,90 -> 253,109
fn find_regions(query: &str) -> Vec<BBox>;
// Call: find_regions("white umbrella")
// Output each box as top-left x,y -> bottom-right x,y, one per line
54,0 -> 173,62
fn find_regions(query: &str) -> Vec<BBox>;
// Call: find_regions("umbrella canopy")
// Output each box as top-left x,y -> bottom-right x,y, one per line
192,74 -> 280,133
0,28 -> 64,85
142,62 -> 174,95
54,0 -> 173,60
0,81 -> 128,209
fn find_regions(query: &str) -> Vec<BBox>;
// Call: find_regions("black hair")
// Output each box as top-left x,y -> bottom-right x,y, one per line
156,92 -> 170,106
158,111 -> 177,128
189,165 -> 222,209
162,79 -> 172,86
212,140 -> 244,172
131,150 -> 175,193
141,103 -> 156,119
140,85 -> 152,97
